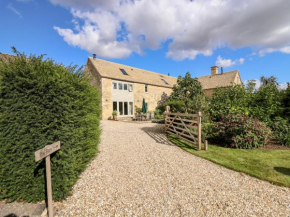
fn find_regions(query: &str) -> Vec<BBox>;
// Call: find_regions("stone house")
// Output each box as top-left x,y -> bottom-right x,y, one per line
85,57 -> 242,120
198,66 -> 242,97
85,57 -> 176,120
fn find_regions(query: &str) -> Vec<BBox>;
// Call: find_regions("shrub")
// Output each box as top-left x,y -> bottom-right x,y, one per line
212,114 -> 270,149
271,117 -> 290,146
112,110 -> 117,116
164,100 -> 185,113
0,50 -> 101,202
201,122 -> 215,143
135,106 -> 142,114
154,114 -> 164,120
209,85 -> 249,121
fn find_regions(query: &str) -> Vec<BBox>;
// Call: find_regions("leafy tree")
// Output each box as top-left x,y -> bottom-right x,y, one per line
260,76 -> 279,87
209,85 -> 248,121
0,49 -> 101,202
281,84 -> 290,120
169,72 -> 206,113
249,76 -> 281,124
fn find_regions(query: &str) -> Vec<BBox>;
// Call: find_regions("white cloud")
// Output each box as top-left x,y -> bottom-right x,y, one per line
279,83 -> 288,90
51,0 -> 290,59
215,56 -> 245,68
259,46 -> 290,56
7,3 -> 22,18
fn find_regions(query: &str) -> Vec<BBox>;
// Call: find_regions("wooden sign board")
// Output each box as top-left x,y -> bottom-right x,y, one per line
35,141 -> 61,217
35,141 -> 60,162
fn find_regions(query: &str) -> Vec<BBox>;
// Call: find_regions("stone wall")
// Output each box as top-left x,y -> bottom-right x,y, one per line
101,78 -> 113,120
204,89 -> 215,98
133,83 -> 172,113
84,59 -> 102,89
100,80 -> 172,120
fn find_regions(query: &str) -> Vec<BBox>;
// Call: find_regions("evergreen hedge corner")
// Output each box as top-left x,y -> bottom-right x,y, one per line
0,50 -> 101,202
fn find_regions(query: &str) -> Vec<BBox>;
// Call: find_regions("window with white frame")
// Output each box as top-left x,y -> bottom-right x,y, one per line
113,82 -> 117,89
128,84 -> 133,92
118,83 -> 123,90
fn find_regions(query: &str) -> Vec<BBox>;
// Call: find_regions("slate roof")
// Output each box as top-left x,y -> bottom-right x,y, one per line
88,57 -> 177,88
0,53 -> 15,63
197,71 -> 241,90
89,57 -> 242,90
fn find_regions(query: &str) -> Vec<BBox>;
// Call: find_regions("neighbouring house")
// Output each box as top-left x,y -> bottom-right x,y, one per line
0,53 -> 15,63
85,57 -> 242,120
198,66 -> 242,97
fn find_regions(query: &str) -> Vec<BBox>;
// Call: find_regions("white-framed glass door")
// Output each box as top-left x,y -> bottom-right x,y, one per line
113,101 -> 134,116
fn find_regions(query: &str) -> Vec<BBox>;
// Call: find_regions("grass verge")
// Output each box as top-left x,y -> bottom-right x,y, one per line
168,134 -> 290,188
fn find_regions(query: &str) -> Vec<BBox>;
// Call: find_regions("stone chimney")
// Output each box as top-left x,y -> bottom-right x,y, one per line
211,66 -> 219,75
93,54 -> 96,60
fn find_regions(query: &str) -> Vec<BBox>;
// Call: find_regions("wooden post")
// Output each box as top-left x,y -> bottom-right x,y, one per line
164,106 -> 170,132
35,141 -> 61,217
198,112 -> 202,150
46,155 -> 53,217
205,140 -> 208,151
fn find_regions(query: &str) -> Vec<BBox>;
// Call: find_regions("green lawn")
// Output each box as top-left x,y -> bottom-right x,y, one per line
168,135 -> 290,188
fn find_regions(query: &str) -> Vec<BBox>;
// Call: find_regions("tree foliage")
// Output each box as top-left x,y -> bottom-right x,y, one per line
169,72 -> 207,113
209,85 -> 248,121
0,49 -> 101,202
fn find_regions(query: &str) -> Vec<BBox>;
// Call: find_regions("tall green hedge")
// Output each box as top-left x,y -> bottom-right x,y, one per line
0,50 -> 101,202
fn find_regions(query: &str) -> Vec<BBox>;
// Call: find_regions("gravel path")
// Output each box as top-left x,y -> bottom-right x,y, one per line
55,121 -> 290,216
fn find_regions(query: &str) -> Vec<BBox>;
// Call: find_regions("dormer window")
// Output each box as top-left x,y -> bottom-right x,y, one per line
120,68 -> 128,75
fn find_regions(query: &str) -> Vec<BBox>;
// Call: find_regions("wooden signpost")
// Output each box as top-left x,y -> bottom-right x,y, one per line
35,141 -> 61,217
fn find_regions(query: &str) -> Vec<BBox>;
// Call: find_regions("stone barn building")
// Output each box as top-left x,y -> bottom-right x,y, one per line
85,57 -> 176,120
85,57 -> 242,120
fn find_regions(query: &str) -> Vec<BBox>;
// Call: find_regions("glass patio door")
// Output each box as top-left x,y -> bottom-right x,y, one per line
113,101 -> 133,116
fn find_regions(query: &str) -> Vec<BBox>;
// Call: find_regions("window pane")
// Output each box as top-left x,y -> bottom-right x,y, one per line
161,79 -> 169,85
113,82 -> 117,89
113,101 -> 117,111
129,102 -> 133,115
119,102 -> 123,115
124,84 -> 128,90
119,68 -> 128,75
145,85 -> 148,92
124,102 -> 128,115
119,83 -> 123,90
128,84 -> 133,92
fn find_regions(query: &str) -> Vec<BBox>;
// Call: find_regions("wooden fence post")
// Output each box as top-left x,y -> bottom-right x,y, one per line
198,112 -> 202,150
205,140 -> 208,151
164,106 -> 170,132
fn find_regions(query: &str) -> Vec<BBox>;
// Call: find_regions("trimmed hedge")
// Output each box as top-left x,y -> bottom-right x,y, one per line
0,51 -> 101,202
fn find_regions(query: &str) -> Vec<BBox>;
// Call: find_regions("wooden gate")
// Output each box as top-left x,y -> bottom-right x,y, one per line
164,107 -> 202,150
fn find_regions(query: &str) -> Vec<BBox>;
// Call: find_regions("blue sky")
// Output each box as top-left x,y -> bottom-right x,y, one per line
1,0 -> 290,86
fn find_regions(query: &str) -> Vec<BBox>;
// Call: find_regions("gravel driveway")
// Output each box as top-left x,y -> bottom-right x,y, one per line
55,121 -> 290,216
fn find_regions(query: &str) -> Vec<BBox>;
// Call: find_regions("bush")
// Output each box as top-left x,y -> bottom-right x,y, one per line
271,118 -> 290,146
211,114 -> 270,149
164,100 -> 185,113
0,51 -> 101,202
201,122 -> 215,143
209,85 -> 249,121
